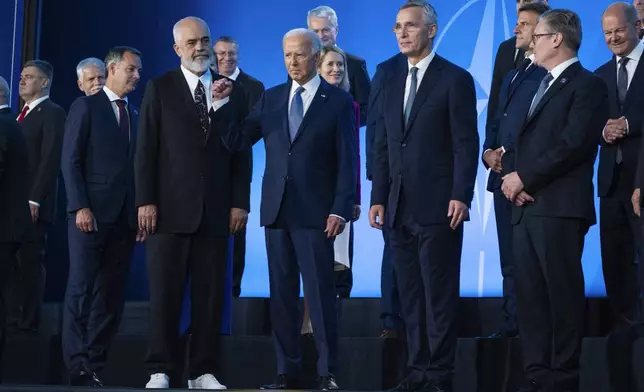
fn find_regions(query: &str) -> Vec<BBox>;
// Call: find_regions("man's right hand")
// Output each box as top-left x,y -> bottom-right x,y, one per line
138,205 -> 157,234
603,117 -> 627,144
369,205 -> 385,229
212,79 -> 233,101
633,188 -> 641,217
76,208 -> 97,232
483,148 -> 503,173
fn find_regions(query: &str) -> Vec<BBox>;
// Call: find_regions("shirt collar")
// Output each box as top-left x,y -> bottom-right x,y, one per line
103,86 -> 127,104
407,51 -> 436,73
549,57 -> 579,81
24,95 -> 49,110
228,67 -> 241,81
181,64 -> 212,93
0,104 -> 9,110
617,41 -> 644,64
290,73 -> 321,97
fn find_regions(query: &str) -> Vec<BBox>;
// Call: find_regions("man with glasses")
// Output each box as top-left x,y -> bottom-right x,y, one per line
501,9 -> 608,392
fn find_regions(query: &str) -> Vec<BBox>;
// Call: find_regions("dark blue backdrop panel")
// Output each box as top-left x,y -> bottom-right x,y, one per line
38,0 -> 614,300
0,0 -> 23,110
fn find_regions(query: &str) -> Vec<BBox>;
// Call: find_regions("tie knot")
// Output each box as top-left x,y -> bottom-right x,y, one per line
115,99 -> 127,108
542,73 -> 554,85
409,67 -> 418,76
21,105 -> 29,113
619,57 -> 630,67
295,86 -> 305,96
520,58 -> 532,71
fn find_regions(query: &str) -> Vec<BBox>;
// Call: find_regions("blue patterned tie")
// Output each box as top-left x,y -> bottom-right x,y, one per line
289,86 -> 305,141
528,72 -> 554,118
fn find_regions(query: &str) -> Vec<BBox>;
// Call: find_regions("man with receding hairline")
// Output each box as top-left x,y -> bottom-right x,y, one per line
76,57 -> 106,96
135,16 -> 250,390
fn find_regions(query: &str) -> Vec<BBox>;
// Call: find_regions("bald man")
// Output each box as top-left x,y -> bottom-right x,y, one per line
598,2 -> 644,328
0,77 -> 12,120
135,17 -> 250,389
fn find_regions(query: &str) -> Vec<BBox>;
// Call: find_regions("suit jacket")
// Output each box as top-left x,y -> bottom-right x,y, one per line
19,98 -> 66,223
135,68 -> 251,236
0,115 -> 30,242
235,69 -> 265,181
62,90 -> 138,227
483,62 -> 547,191
595,56 -> 644,197
486,37 -> 524,133
512,62 -> 608,225
371,54 -> 479,227
212,77 -> 357,229
365,53 -> 406,180
346,52 -> 371,127
0,107 -> 14,121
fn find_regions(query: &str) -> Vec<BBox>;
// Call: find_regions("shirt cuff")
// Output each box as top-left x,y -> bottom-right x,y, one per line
212,97 -> 230,112
29,200 -> 40,207
501,146 -> 506,154
625,118 -> 630,135
330,214 -> 346,222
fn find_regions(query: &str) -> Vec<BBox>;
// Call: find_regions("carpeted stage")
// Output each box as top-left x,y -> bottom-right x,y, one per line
0,298 -> 641,392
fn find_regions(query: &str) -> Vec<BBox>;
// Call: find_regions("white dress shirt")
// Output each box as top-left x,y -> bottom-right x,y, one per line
543,57 -> 579,93
0,104 -> 9,110
288,73 -> 321,118
227,67 -> 241,81
403,51 -> 436,112
103,86 -> 129,131
17,95 -> 49,121
181,65 -> 213,111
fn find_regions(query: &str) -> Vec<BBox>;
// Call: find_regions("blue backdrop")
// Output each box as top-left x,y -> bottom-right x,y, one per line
34,0 -> 614,300
0,0 -> 23,110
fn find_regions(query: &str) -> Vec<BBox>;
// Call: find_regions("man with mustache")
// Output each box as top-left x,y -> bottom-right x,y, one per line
61,46 -> 143,387
136,16 -> 250,389
76,57 -> 106,96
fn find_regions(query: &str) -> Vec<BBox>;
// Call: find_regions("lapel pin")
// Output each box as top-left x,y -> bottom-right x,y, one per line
321,94 -> 326,98
560,78 -> 567,84
37,107 -> 42,112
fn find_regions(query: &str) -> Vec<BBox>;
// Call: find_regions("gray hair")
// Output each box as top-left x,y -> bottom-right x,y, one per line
603,2 -> 640,25
0,76 -> 9,101
283,28 -> 323,54
400,1 -> 438,25
540,9 -> 582,52
104,46 -> 141,71
76,57 -> 105,80
173,16 -> 210,43
308,6 -> 339,28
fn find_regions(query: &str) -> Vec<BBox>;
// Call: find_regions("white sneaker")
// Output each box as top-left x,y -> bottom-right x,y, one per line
146,373 -> 170,388
188,373 -> 227,389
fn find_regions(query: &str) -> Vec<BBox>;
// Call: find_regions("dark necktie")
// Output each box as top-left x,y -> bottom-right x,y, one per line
289,86 -> 305,141
512,58 -> 533,85
528,73 -> 554,118
115,100 -> 130,141
404,67 -> 418,127
616,57 -> 630,164
194,80 -> 209,137
514,49 -> 526,69
639,28 -> 644,40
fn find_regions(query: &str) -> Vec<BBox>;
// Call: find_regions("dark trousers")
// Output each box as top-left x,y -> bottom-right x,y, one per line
145,228 -> 228,378
232,228 -> 246,298
600,168 -> 643,325
265,226 -> 338,377
4,221 -> 47,331
380,226 -> 404,332
62,209 -> 135,374
390,200 -> 463,384
513,216 -> 587,391
333,223 -> 354,298
0,242 -> 19,382
493,190 -> 518,333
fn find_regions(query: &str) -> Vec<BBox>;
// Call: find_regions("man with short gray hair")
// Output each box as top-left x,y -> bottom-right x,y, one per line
501,8 -> 608,392
307,5 -> 370,127
212,27 -> 356,390
76,57 -> 106,96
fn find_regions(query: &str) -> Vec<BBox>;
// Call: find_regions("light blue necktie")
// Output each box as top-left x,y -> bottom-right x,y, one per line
289,86 -> 305,141
404,67 -> 418,127
528,72 -> 554,118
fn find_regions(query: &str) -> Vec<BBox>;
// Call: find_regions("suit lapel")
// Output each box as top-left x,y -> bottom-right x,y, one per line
387,63 -> 407,139
604,57 -> 620,110
174,68 -> 203,134
624,55 -> 644,110
128,104 -> 139,157
291,79 -> 330,144
525,62 -> 581,127
405,56 -> 443,133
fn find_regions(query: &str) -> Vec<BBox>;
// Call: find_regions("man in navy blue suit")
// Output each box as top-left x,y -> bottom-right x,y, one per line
501,9 -> 608,391
369,2 -> 479,391
61,46 -> 143,387
211,28 -> 356,390
482,2 -> 550,339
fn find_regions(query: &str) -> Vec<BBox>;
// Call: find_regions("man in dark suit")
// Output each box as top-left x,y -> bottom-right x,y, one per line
135,17 -> 250,389
365,53 -> 407,339
487,0 -> 550,152
0,115 -> 30,380
482,2 -> 550,339
369,2 -> 479,391
0,77 -> 11,118
75,57 -> 106,97
61,46 -> 143,387
5,60 -> 65,333
212,28 -> 356,390
307,5 -> 371,127
596,3 -> 644,328
213,35 -> 265,298
501,9 -> 608,392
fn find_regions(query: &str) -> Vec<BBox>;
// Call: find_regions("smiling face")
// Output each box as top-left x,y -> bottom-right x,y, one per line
214,41 -> 238,77
108,51 -> 142,97
173,18 -> 212,75
318,50 -> 345,88
602,9 -> 640,57
78,65 -> 106,96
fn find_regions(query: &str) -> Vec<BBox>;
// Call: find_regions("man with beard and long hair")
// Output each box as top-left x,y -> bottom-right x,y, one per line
135,17 -> 251,389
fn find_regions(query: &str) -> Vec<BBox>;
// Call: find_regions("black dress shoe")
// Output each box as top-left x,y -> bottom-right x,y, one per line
515,380 -> 541,392
389,378 -> 426,391
317,375 -> 339,390
380,329 -> 399,339
488,329 -> 518,338
421,379 -> 452,392
260,374 -> 298,389
69,370 -> 104,387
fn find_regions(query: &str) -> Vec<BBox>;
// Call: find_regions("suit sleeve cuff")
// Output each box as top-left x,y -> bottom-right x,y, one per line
29,200 -> 40,207
330,214 -> 346,222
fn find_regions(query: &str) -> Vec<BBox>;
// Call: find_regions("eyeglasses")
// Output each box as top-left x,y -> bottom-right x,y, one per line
393,22 -> 430,35
532,32 -> 558,43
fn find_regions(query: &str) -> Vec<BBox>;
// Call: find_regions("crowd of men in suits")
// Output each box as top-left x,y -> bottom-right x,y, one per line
2,0 -> 644,391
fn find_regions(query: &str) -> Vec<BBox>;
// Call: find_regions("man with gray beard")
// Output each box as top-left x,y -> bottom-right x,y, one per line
135,16 -> 251,389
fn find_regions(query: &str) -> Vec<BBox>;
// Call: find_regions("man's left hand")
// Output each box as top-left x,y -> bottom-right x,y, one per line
352,205 -> 361,222
325,216 -> 346,238
502,171 -> 524,202
212,79 -> 233,101
447,200 -> 468,230
229,208 -> 249,234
